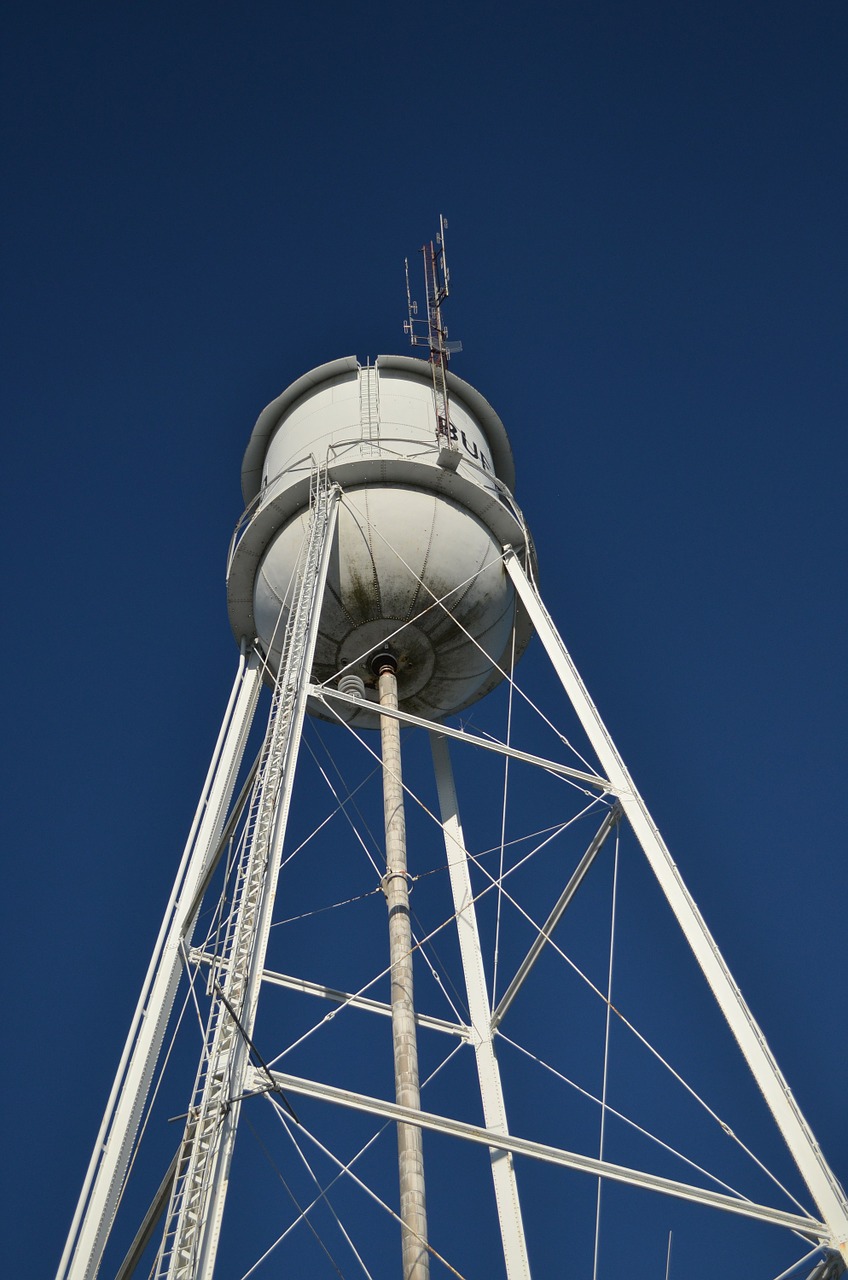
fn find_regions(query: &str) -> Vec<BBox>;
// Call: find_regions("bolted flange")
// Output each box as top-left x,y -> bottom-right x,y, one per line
369,644 -> 398,677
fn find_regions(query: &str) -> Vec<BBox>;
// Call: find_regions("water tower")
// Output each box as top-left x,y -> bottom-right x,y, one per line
58,224 -> 848,1280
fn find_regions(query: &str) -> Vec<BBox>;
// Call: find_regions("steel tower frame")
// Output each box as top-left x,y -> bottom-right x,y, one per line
58,472 -> 848,1280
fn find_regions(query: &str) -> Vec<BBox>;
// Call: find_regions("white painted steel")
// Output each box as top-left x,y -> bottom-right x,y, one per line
503,548 -> 848,1262
256,489 -> 517,723
175,751 -> 262,941
159,480 -> 340,1280
256,968 -> 469,1039
491,804 -> 621,1031
240,355 -> 516,506
259,362 -> 496,502
114,1150 -> 181,1280
312,683 -> 610,789
57,649 -> 246,1280
256,1070 -> 827,1240
359,362 -> 380,451
63,342 -> 847,1278
227,357 -> 536,726
59,650 -> 262,1280
430,732 -> 532,1280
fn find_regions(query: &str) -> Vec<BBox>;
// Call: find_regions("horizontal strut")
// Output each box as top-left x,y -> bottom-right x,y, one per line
259,968 -> 469,1039
252,1069 -> 826,1239
310,684 -> 612,792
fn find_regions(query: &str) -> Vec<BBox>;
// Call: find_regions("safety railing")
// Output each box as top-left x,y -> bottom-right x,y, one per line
226,434 -> 527,577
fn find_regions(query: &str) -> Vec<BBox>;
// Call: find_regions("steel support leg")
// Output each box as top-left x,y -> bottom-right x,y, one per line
504,547 -> 848,1261
430,731 -> 532,1280
58,648 -> 263,1280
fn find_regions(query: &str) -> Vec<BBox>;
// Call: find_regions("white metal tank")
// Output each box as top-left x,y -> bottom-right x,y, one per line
227,355 -> 536,725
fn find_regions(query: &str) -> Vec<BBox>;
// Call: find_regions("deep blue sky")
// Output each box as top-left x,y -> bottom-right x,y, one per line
3,4 -> 847,1278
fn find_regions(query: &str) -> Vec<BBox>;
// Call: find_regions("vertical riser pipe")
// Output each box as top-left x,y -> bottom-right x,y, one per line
377,660 -> 430,1280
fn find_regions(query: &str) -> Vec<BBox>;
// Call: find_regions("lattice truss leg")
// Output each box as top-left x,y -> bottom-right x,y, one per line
59,480 -> 848,1280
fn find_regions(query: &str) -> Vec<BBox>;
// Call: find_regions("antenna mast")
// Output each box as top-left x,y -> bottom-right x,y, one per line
405,215 -> 463,461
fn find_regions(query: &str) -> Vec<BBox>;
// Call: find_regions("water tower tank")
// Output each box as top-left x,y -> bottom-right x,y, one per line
226,355 -> 536,725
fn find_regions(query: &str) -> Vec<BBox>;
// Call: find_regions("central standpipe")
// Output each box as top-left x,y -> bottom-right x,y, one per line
374,652 -> 430,1280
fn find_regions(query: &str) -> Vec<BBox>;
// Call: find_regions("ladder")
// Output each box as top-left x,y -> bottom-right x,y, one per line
359,363 -> 380,453
155,470 -> 336,1280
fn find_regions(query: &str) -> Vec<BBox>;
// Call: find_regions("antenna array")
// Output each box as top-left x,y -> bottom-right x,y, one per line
405,215 -> 463,461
